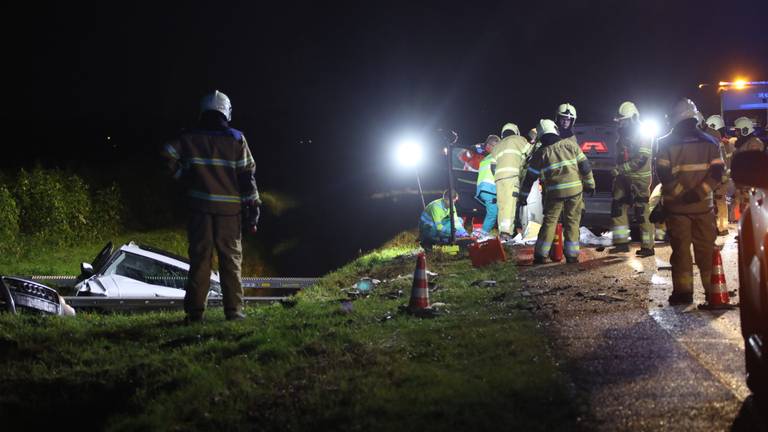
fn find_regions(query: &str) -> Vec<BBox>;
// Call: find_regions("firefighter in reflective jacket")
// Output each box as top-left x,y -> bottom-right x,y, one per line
704,114 -> 733,235
656,98 -> 725,305
162,90 -> 260,322
609,101 -> 655,257
731,116 -> 766,217
521,119 -> 595,264
419,190 -> 469,248
493,123 -> 532,241
475,135 -> 501,236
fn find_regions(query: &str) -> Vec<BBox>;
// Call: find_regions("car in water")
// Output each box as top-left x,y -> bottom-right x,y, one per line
74,241 -> 222,299
0,276 -> 76,316
731,149 -> 768,405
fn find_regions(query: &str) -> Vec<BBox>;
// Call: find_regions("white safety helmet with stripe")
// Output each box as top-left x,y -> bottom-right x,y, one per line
536,119 -> 559,137
706,115 -> 725,131
668,98 -> 701,127
614,101 -> 640,122
200,90 -> 232,121
734,116 -> 755,136
501,122 -> 520,137
557,103 -> 577,119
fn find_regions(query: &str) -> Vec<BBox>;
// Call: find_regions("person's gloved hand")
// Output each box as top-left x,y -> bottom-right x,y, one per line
243,201 -> 260,234
610,168 -> 620,177
584,186 -> 596,197
519,195 -> 527,206
456,230 -> 470,238
681,189 -> 700,204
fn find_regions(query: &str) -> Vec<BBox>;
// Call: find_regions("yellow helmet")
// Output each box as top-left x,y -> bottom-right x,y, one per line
556,103 -> 577,119
501,122 -> 520,137
614,101 -> 640,122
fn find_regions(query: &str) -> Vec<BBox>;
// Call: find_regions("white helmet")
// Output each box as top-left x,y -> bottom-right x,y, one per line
706,115 -> 725,131
200,90 -> 232,121
536,119 -> 559,137
501,122 -> 520,137
668,98 -> 701,127
614,101 -> 640,122
557,103 -> 577,119
734,116 -> 755,136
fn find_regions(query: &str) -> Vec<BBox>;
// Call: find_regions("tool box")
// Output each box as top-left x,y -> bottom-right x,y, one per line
468,237 -> 507,268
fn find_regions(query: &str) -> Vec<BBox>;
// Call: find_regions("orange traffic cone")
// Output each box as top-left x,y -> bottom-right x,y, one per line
549,223 -> 563,262
732,203 -> 741,222
408,252 -> 430,311
700,248 -> 735,310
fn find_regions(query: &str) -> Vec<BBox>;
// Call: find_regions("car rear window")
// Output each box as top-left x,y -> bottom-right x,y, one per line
574,124 -> 617,159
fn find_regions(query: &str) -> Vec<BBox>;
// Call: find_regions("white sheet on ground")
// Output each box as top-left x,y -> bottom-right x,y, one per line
580,226 -> 612,246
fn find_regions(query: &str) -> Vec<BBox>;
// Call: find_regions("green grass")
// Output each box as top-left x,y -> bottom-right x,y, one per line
0,229 -> 266,278
0,232 -> 578,431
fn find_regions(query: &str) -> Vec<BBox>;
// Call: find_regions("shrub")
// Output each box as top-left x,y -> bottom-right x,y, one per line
0,183 -> 20,253
90,183 -> 125,238
13,167 -> 92,245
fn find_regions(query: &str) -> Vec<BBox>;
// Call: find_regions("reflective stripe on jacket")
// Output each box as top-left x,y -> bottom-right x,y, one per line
615,132 -> 652,184
163,128 -> 259,215
522,137 -> 595,199
476,154 -> 497,197
656,126 -> 724,214
492,135 -> 531,186
420,198 -> 464,234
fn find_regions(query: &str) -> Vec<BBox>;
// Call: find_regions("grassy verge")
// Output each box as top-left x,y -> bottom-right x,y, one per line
0,229 -> 266,277
0,232 -> 578,431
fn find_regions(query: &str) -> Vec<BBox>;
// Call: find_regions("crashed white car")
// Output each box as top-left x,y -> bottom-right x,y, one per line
74,241 -> 222,299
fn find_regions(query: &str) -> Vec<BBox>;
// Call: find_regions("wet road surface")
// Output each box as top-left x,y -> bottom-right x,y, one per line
510,225 -> 766,431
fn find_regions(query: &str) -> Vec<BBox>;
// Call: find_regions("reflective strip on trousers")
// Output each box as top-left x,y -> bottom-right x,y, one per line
535,241 -> 552,257
613,225 -> 630,242
565,240 -> 580,257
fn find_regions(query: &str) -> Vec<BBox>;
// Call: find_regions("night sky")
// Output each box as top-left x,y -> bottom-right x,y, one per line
9,0 -> 768,274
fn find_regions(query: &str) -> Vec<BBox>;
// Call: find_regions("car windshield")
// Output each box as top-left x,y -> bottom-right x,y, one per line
102,251 -> 221,293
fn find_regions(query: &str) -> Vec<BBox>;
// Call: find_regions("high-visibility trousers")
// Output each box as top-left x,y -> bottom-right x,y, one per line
185,211 -> 244,318
667,211 -> 716,295
611,176 -> 653,249
496,178 -> 519,235
535,193 -> 583,259
478,191 -> 498,233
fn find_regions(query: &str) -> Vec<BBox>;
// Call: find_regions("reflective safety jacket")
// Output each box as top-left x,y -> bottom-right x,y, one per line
163,128 -> 260,215
615,131 -> 652,184
656,125 -> 724,214
521,137 -> 595,200
420,198 -> 465,235
476,154 -> 497,198
703,128 -> 733,183
492,135 -> 531,189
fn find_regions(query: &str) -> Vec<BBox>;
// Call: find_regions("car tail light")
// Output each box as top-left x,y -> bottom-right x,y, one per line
581,141 -> 608,153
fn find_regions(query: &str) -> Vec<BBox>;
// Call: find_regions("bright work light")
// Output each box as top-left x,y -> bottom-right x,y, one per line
395,138 -> 424,168
639,119 -> 661,138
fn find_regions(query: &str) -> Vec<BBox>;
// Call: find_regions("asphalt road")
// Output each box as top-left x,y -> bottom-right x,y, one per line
510,224 -> 766,431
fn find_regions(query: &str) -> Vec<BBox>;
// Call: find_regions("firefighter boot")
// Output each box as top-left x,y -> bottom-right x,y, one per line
668,292 -> 693,305
635,247 -> 655,257
609,244 -> 630,254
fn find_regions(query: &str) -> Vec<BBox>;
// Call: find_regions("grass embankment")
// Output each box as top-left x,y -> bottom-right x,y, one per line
0,231 -> 578,431
0,229 -> 266,278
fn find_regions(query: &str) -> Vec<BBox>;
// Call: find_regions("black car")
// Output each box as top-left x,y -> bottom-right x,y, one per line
573,122 -> 621,233
448,124 -> 628,234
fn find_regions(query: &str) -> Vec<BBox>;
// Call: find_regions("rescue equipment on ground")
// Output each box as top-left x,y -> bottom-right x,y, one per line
468,237 -> 507,268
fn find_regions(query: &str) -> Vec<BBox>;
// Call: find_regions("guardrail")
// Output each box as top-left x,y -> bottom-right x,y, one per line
62,295 -> 290,311
20,275 -> 319,289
